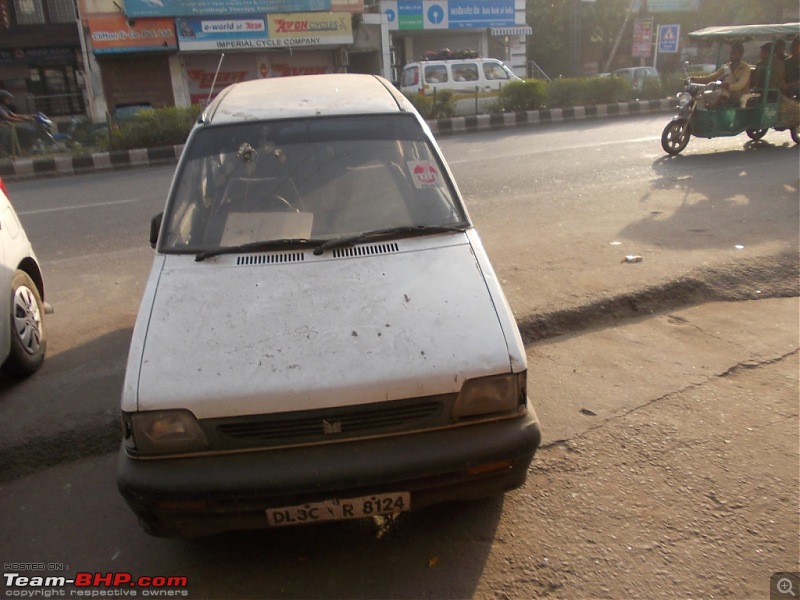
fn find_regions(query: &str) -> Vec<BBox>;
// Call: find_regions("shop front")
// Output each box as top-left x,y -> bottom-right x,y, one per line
378,0 -> 530,76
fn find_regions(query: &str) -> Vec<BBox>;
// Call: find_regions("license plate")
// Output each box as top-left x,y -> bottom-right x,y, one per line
265,492 -> 410,527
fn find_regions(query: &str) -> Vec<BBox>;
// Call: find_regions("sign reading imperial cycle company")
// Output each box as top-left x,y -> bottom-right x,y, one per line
177,14 -> 353,50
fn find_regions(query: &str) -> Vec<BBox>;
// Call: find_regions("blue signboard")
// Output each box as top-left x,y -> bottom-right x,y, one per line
448,0 -> 515,29
658,24 -> 680,53
177,16 -> 268,50
382,0 -> 515,31
124,0 -> 331,18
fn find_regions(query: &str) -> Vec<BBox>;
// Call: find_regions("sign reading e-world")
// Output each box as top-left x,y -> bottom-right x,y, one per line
123,0 -> 331,17
177,14 -> 353,50
381,0 -> 516,31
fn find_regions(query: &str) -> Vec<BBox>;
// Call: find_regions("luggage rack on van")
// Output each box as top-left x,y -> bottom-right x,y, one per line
419,48 -> 480,61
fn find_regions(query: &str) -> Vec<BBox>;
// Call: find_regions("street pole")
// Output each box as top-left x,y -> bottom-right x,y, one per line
604,0 -> 637,73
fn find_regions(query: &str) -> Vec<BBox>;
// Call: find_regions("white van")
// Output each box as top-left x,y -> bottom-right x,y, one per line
400,58 -> 521,98
117,74 -> 541,537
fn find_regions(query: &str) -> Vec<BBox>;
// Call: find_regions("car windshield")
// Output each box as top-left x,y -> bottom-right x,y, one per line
160,114 -> 468,254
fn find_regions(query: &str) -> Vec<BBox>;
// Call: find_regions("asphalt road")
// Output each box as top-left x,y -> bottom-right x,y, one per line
0,115 -> 797,597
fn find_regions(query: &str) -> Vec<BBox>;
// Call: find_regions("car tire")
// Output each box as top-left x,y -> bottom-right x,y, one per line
1,270 -> 46,377
791,126 -> 799,145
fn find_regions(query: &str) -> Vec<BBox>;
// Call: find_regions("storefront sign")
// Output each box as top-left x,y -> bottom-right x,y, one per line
0,47 -> 75,64
177,13 -> 352,50
88,15 -> 177,53
381,0 -> 515,31
267,13 -> 353,46
177,16 -> 268,51
123,0 -> 331,17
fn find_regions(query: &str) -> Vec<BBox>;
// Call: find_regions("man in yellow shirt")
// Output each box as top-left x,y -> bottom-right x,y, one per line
690,42 -> 752,107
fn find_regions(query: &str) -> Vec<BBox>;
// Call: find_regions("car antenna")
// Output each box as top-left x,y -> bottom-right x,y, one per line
206,53 -> 225,107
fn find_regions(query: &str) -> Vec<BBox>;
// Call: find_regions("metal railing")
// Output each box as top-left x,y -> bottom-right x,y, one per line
23,93 -> 85,117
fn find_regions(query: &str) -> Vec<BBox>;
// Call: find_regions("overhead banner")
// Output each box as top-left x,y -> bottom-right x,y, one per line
124,0 -> 331,18
177,13 -> 352,50
381,0 -> 516,31
88,15 -> 177,53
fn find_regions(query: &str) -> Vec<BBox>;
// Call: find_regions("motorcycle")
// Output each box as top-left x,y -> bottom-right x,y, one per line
661,80 -> 707,155
660,22 -> 800,155
29,113 -> 75,155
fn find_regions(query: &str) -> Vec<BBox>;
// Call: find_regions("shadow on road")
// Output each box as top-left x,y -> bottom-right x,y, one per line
620,141 -> 799,251
164,497 -> 505,598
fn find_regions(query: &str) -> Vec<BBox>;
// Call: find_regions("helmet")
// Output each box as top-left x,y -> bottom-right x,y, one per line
0,90 -> 12,100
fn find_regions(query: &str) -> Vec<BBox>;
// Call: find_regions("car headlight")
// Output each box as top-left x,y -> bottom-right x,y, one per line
452,372 -> 527,419
123,410 -> 209,456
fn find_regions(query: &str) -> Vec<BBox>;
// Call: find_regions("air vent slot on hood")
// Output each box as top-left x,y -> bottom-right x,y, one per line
237,252 -> 304,266
333,242 -> 399,258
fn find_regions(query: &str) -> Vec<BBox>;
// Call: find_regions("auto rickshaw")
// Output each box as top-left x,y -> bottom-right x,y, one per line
661,22 -> 800,155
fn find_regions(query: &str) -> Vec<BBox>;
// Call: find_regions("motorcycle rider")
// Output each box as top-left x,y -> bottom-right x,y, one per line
689,42 -> 751,108
0,90 -> 35,124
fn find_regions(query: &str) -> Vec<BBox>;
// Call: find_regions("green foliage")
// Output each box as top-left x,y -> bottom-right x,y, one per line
497,79 -> 547,111
661,72 -> 688,99
586,76 -> 631,104
547,78 -> 591,108
403,90 -> 456,119
639,76 -> 665,101
110,105 -> 203,150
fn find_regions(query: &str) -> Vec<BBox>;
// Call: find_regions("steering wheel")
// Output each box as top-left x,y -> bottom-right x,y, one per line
266,194 -> 298,212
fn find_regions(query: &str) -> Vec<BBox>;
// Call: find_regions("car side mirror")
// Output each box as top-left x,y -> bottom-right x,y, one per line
150,212 -> 163,249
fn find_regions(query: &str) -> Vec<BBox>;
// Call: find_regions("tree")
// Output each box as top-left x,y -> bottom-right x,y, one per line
526,0 -> 799,78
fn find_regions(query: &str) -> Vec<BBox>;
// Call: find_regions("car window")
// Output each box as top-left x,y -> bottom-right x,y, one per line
161,114 -> 467,252
424,65 -> 448,83
452,63 -> 479,82
483,62 -> 510,80
401,66 -> 418,87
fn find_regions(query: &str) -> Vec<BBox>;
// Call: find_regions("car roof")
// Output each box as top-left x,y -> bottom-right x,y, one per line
201,74 -> 413,125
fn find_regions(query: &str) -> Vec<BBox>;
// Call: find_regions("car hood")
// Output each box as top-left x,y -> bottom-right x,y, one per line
128,234 -> 517,418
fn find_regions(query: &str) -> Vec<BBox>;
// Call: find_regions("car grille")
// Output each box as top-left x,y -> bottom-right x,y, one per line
204,394 -> 454,450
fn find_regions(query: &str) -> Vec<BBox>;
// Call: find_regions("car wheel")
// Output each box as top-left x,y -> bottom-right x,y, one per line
661,119 -> 691,155
2,270 -> 46,377
746,128 -> 768,140
791,126 -> 799,145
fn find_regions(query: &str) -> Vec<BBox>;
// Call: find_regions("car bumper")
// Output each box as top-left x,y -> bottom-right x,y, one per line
117,412 -> 541,537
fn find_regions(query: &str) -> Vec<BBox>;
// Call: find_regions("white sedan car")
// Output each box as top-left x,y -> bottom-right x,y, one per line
0,177 -> 47,377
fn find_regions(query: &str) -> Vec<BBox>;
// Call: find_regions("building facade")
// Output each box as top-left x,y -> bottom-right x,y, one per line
3,0 -> 531,122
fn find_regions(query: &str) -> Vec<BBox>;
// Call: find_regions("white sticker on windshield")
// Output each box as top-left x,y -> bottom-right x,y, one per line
408,161 -> 442,189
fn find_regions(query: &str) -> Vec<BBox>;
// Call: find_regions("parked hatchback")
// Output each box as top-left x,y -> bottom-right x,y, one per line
612,66 -> 661,91
0,177 -> 47,377
117,74 -> 541,537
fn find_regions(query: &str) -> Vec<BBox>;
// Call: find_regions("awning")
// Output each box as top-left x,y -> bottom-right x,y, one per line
490,25 -> 532,37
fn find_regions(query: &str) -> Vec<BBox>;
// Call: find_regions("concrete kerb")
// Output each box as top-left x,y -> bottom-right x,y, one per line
0,98 -> 676,181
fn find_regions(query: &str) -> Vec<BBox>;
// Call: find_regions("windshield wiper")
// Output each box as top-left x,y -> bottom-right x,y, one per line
195,238 -> 324,262
312,224 -> 469,256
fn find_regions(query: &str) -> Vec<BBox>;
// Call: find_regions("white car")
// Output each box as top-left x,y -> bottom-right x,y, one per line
117,74 -> 541,537
0,177 -> 47,377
